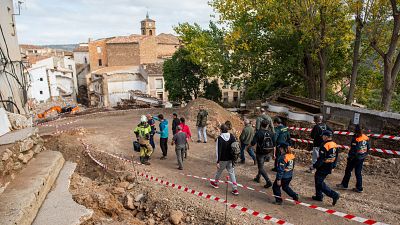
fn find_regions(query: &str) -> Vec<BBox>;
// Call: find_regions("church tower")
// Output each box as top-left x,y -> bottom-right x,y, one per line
141,12 -> 156,36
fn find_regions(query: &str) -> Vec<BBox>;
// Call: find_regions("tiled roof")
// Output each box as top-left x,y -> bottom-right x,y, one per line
156,33 -> 180,45
73,46 -> 89,52
143,63 -> 164,75
27,55 -> 51,66
20,44 -> 44,50
92,66 -> 140,74
106,35 -> 148,44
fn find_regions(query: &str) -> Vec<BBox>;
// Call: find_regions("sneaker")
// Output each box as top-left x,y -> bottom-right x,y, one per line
293,194 -> 299,201
273,201 -> 283,205
253,177 -> 260,183
336,184 -> 348,190
160,156 -> 167,160
203,141 -> 207,143
210,181 -> 219,189
352,188 -> 363,193
177,167 -> 183,170
197,140 -> 201,143
264,181 -> 272,189
312,196 -> 323,202
231,190 -> 239,196
332,194 -> 340,206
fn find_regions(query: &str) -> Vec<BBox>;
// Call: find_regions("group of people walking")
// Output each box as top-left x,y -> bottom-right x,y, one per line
133,106 -> 370,206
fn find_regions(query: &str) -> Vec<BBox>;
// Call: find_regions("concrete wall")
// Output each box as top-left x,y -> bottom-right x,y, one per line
107,43 -> 141,66
105,73 -> 147,107
323,102 -> 400,134
148,75 -> 168,101
0,0 -> 27,114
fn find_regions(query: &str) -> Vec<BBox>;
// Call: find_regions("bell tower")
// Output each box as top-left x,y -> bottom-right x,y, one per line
141,12 -> 156,36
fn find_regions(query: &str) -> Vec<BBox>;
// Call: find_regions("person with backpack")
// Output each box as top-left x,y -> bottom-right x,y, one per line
272,142 -> 299,205
272,117 -> 291,172
171,126 -> 187,170
308,115 -> 333,173
336,125 -> 370,193
210,124 -> 239,196
134,115 -> 153,165
196,105 -> 208,143
239,119 -> 256,164
247,120 -> 275,188
154,114 -> 169,160
255,108 -> 275,133
312,130 -> 340,206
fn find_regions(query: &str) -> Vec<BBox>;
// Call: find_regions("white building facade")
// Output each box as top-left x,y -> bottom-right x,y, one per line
28,57 -> 78,103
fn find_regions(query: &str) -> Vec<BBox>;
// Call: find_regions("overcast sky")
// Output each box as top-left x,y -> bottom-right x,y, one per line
15,0 -> 215,45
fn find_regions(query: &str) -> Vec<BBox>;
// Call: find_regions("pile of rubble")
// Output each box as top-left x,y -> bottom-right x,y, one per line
116,90 -> 163,110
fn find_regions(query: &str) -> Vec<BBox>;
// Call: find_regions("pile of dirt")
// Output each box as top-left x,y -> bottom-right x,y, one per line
181,98 -> 244,139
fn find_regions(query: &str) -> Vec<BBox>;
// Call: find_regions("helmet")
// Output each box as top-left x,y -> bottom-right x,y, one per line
141,115 -> 147,123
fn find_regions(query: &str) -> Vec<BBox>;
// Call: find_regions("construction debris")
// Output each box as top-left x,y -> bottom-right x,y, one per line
115,90 -> 163,110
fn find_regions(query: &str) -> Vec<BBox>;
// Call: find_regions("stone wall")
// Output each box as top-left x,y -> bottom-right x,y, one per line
139,38 -> 158,64
156,43 -> 178,58
88,39 -> 108,72
107,43 -> 141,67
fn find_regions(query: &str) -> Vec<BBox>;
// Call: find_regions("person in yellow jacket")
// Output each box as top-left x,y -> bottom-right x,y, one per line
134,115 -> 153,165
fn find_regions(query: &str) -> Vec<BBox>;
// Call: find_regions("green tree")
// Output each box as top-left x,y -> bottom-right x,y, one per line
163,48 -> 203,102
203,80 -> 222,101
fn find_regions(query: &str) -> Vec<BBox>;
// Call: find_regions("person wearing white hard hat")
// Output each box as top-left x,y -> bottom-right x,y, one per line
133,115 -> 153,165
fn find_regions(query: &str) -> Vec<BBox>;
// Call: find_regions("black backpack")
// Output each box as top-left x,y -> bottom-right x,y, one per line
259,131 -> 274,154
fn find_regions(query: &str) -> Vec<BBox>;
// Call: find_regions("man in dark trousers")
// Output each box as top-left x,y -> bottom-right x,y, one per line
308,115 -> 332,173
154,114 -> 169,160
247,120 -> 275,188
172,113 -> 181,135
312,130 -> 340,206
171,126 -> 187,170
239,119 -> 256,164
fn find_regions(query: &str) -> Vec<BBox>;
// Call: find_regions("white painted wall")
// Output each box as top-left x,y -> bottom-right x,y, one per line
28,66 -> 51,102
73,52 -> 89,64
107,80 -> 147,106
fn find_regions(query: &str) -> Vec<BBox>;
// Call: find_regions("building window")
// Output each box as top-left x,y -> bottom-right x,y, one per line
157,92 -> 163,100
233,92 -> 239,102
98,59 -> 102,66
97,46 -> 102,53
40,91 -> 43,95
155,78 -> 163,89
84,57 -> 87,64
223,92 -> 228,103
39,78 -> 43,81
68,65 -> 72,70
149,30 -> 153,36
142,30 -> 145,35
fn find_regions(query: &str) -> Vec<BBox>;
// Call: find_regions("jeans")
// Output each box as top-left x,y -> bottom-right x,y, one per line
240,143 -> 256,162
149,134 -> 155,150
175,145 -> 186,168
160,138 -> 168,156
272,177 -> 297,202
311,147 -> 320,168
341,157 -> 364,191
197,126 -> 207,142
315,171 -> 339,199
255,153 -> 272,184
215,161 -> 238,190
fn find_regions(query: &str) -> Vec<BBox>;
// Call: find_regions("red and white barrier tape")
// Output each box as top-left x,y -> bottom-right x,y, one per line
37,119 -> 80,128
180,173 -> 388,225
290,138 -> 400,155
82,143 -> 292,225
288,127 -> 400,141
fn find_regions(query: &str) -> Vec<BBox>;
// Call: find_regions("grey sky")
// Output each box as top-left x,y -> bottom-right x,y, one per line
14,0 -> 215,45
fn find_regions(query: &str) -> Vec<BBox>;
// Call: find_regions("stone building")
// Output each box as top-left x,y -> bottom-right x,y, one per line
87,14 -> 179,107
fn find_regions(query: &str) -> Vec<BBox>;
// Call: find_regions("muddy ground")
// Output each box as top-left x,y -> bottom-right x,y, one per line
39,106 -> 399,225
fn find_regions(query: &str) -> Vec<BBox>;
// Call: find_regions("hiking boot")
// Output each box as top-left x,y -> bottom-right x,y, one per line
177,167 -> 183,170
264,181 -> 272,189
352,188 -> 363,193
273,201 -> 283,205
293,194 -> 299,201
332,194 -> 340,206
231,190 -> 239,196
210,181 -> 219,189
253,177 -> 260,183
143,161 -> 151,165
312,196 -> 323,202
336,184 -> 348,190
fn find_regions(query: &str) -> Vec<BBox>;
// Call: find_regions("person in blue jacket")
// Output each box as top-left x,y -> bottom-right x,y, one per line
272,142 -> 298,205
154,114 -> 169,160
336,125 -> 370,193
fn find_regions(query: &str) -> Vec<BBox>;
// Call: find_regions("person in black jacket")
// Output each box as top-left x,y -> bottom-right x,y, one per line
336,125 -> 370,193
172,113 -> 181,135
210,124 -> 239,196
308,115 -> 333,173
312,130 -> 340,206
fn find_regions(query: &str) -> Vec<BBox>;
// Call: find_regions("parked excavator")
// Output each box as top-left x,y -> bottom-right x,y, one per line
37,105 -> 79,119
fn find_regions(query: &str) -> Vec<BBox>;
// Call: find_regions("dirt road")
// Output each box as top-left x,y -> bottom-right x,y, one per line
40,109 -> 399,225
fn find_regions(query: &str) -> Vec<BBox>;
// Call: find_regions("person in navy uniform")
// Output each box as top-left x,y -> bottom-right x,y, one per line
312,130 -> 340,206
272,142 -> 299,205
336,125 -> 370,193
